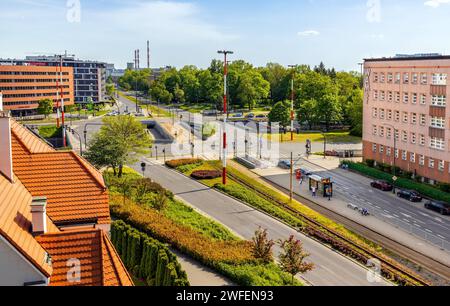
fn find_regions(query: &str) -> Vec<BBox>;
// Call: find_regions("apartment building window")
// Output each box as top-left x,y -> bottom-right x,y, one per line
420,94 -> 427,105
395,91 -> 400,103
411,113 -> 417,125
419,155 -> 425,166
395,129 -> 400,141
431,95 -> 446,107
373,90 -> 378,100
402,112 -> 409,123
373,73 -> 379,83
395,149 -> 399,159
372,125 -> 378,135
403,73 -> 409,84
395,111 -> 400,122
411,132 -> 417,144
420,114 -> 426,126
421,73 -> 427,84
410,153 -> 416,163
380,109 -> 385,120
380,91 -> 385,101
372,144 -> 377,153
419,134 -> 426,146
402,131 -> 408,142
388,91 -> 393,102
402,151 -> 407,161
386,147 -> 391,156
430,137 -> 445,150
429,159 -> 435,169
395,73 -> 401,84
412,73 -> 418,84
439,160 -> 445,172
430,116 -> 445,129
403,92 -> 409,104
387,110 -> 393,120
380,73 -> 385,83
387,73 -> 393,83
372,108 -> 378,118
432,73 -> 447,85
386,127 -> 392,139
412,93 -> 418,104
380,145 -> 384,154
380,126 -> 385,137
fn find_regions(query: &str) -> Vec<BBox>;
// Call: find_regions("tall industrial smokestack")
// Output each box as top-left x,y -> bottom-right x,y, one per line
137,49 -> 140,69
147,40 -> 150,69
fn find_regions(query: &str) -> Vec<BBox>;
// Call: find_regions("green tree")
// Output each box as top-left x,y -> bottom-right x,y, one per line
85,115 -> 152,177
268,101 -> 290,128
252,227 -> 274,263
235,69 -> 270,110
179,66 -> 201,103
174,83 -> 185,103
297,99 -> 318,130
198,70 -> 223,109
259,63 -> 290,104
37,98 -> 53,118
347,89 -> 363,136
150,80 -> 173,104
278,235 -> 314,285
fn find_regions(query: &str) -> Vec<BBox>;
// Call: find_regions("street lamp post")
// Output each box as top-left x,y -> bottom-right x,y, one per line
218,50 -> 234,185
322,131 -> 327,159
288,65 -> 297,142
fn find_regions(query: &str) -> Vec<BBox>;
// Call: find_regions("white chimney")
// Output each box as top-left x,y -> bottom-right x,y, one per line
31,197 -> 48,235
0,110 -> 13,182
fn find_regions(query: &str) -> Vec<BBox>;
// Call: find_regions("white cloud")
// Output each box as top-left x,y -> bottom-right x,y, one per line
424,0 -> 450,8
297,30 -> 320,37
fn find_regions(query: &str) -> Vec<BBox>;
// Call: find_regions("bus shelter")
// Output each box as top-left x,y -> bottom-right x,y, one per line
309,175 -> 333,198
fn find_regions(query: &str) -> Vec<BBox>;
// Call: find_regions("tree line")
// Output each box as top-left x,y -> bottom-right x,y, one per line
118,61 -> 363,136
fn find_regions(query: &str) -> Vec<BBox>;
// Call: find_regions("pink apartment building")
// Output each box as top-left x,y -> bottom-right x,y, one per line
363,54 -> 450,184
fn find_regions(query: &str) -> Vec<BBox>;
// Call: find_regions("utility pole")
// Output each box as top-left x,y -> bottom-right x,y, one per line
135,49 -> 139,113
218,50 -> 233,185
288,65 -> 297,142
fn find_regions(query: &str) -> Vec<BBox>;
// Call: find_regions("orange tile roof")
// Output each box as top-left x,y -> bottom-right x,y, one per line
36,229 -> 133,286
10,120 -> 110,225
0,174 -> 57,278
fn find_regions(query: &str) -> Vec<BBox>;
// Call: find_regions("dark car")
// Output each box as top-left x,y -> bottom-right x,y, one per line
278,160 -> 291,169
296,168 -> 313,176
370,180 -> 393,192
424,201 -> 450,215
397,190 -> 423,202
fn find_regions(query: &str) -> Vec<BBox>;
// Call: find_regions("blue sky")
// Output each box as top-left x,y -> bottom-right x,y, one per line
1,0 -> 450,71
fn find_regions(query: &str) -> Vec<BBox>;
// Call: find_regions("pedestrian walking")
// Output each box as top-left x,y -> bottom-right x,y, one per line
311,186 -> 316,197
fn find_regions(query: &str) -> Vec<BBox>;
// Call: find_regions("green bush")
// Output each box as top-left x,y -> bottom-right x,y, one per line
365,159 -> 375,167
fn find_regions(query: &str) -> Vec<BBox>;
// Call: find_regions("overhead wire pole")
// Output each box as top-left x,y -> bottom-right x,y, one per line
218,50 -> 233,185
288,65 -> 297,141
58,55 -> 66,147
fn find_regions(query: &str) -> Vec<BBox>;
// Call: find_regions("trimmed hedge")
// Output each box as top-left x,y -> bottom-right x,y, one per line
191,170 -> 222,180
343,161 -> 450,204
111,220 -> 189,286
166,159 -> 203,169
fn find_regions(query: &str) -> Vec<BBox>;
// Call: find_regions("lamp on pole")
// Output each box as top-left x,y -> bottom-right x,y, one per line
218,50 -> 234,185
383,123 -> 397,194
288,65 -> 297,142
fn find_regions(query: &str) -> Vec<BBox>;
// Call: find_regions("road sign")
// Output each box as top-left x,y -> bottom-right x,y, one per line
392,176 -> 398,181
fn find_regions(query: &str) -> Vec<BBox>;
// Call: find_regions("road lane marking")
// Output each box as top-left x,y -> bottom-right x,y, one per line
401,213 -> 412,218
425,229 -> 433,233
419,212 -> 431,218
437,234 -> 446,239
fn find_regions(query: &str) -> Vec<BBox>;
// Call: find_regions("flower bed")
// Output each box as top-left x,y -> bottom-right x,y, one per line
191,170 -> 222,180
166,158 -> 203,169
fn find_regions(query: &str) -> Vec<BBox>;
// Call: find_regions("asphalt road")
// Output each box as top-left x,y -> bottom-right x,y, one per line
133,160 -> 390,286
268,156 -> 450,251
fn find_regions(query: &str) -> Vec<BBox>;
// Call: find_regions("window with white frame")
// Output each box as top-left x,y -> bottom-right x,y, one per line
402,130 -> 408,142
380,73 -> 385,83
386,147 -> 391,156
432,73 -> 447,85
380,108 -> 385,119
420,94 -> 427,105
395,111 -> 400,122
395,73 -> 401,84
411,132 -> 417,144
395,92 -> 400,103
388,91 -> 393,102
387,73 -> 393,83
412,73 -> 418,84
372,108 -> 378,118
386,127 -> 392,138
421,73 -> 427,84
402,112 -> 409,123
410,153 -> 416,163
373,90 -> 378,100
380,91 -> 385,101
411,113 -> 417,124
403,73 -> 409,84
372,125 -> 378,135
429,159 -> 435,169
412,93 -> 417,104
394,129 -> 400,141
372,144 -> 377,152
431,95 -> 446,107
395,149 -> 399,159
438,160 -> 445,172
430,116 -> 445,129
373,73 -> 379,83
420,114 -> 426,126
403,92 -> 409,104
419,134 -> 426,146
402,151 -> 407,161
430,137 -> 445,150
380,126 -> 385,137
419,155 -> 425,166
380,145 -> 384,154
387,109 -> 392,120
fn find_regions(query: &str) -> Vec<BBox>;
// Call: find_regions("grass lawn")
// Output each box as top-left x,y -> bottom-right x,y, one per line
266,131 -> 361,144
119,92 -> 172,118
38,125 -> 61,138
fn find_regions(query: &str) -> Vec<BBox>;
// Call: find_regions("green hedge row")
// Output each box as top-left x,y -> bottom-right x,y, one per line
111,220 -> 189,286
343,161 -> 450,204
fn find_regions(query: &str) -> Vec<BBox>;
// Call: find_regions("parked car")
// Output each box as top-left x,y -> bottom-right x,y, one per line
424,201 -> 450,215
246,113 -> 255,119
397,190 -> 423,202
370,180 -> 393,191
297,168 -> 313,176
278,160 -> 291,169
134,112 -> 145,117
256,114 -> 267,119
232,113 -> 244,118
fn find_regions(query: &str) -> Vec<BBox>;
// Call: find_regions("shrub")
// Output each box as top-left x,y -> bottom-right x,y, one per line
166,159 -> 203,169
191,170 -> 222,180
438,183 -> 450,193
365,159 -> 375,167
